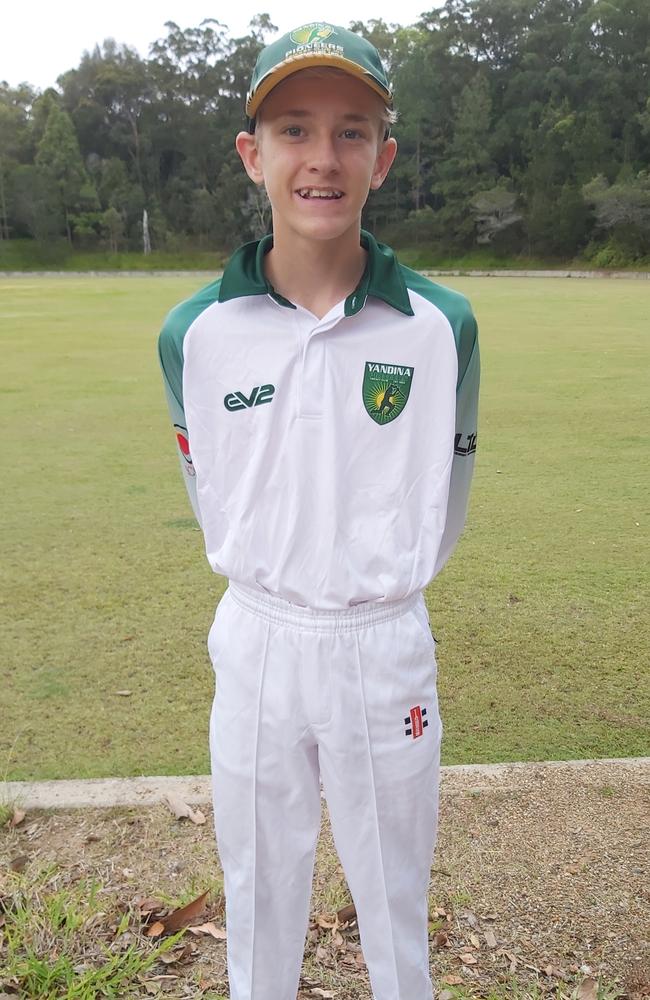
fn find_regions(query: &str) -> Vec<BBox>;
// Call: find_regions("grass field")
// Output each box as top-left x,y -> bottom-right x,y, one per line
1,274 -> 648,781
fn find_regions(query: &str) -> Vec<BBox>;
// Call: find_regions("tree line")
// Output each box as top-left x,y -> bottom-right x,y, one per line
1,0 -> 648,264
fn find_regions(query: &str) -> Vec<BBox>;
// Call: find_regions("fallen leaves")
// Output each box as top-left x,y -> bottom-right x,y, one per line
164,793 -> 206,826
306,904 -> 365,978
136,896 -> 165,918
498,948 -> 519,973
336,902 -> 356,924
145,890 -> 211,937
159,940 -> 198,965
576,978 -> 599,1000
4,807 -> 26,829
187,921 -> 227,940
1,770 -> 642,1000
484,928 -> 497,949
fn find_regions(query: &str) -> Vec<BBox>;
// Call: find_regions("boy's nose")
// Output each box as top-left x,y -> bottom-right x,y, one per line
307,136 -> 340,173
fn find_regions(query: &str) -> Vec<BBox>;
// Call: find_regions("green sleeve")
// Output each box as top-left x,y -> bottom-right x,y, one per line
435,310 -> 479,574
157,277 -> 222,524
402,266 -> 480,574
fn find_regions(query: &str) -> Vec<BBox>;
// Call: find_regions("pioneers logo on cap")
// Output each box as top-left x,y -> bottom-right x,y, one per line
245,22 -> 393,121
289,23 -> 336,46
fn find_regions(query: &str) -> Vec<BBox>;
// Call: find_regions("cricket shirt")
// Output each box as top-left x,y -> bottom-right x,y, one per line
158,231 -> 479,610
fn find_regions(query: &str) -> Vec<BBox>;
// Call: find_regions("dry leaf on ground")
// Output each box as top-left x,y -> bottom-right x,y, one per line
160,941 -> 198,965
336,902 -> 356,924
145,889 -> 210,937
136,896 -> 166,918
164,794 -> 206,826
577,978 -> 599,1000
9,808 -> 26,828
188,921 -> 227,940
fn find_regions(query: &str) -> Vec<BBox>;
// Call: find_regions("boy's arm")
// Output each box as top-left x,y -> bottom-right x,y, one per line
158,320 -> 201,525
434,310 -> 480,574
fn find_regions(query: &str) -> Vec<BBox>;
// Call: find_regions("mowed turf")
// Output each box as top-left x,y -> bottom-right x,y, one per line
2,274 -> 648,780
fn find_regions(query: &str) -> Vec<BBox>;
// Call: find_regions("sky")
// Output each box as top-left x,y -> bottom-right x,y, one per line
3,0 -> 434,91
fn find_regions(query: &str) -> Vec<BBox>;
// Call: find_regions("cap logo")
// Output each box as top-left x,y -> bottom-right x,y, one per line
289,23 -> 336,45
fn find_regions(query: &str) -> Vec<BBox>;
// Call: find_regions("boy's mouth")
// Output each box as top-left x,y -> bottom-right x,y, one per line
296,188 -> 343,200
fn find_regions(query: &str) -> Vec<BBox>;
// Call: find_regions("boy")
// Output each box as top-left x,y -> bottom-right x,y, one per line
158,22 -> 479,1000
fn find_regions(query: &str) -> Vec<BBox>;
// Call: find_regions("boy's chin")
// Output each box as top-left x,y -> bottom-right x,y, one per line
281,215 -> 363,244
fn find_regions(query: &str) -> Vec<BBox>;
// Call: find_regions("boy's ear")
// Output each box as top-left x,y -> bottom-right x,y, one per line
235,131 -> 265,186
370,136 -> 398,191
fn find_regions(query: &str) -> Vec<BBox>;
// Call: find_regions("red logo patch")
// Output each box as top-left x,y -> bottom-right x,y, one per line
410,706 -> 423,739
404,706 -> 428,738
176,431 -> 191,457
173,424 -> 195,476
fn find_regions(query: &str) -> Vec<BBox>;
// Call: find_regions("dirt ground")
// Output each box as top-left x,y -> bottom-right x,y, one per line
1,760 -> 649,998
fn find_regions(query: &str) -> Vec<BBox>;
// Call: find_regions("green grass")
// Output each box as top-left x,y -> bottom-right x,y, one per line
0,867 -> 187,999
1,275 -> 648,780
396,246 -> 650,271
2,238 -> 648,272
0,865 -> 624,1000
0,238 -> 224,272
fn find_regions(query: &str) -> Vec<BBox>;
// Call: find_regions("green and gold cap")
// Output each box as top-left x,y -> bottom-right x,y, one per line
246,23 -> 392,121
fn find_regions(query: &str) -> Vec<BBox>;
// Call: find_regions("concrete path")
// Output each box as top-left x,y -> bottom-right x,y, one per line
4,757 -> 649,810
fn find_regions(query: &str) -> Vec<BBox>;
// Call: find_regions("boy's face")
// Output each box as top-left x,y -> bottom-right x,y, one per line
236,71 -> 397,245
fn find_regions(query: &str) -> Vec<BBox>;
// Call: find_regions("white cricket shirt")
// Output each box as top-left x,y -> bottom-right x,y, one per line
159,231 -> 479,610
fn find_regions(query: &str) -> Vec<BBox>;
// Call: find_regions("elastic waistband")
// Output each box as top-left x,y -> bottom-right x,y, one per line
228,583 -> 420,634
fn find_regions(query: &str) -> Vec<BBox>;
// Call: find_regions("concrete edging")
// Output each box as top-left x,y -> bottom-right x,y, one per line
421,268 -> 650,279
3,757 -> 649,811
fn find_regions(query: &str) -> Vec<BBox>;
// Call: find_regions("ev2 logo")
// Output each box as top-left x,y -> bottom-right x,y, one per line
224,383 -> 275,412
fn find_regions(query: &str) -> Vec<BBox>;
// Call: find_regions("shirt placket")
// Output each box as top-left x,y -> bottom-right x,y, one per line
294,308 -> 344,420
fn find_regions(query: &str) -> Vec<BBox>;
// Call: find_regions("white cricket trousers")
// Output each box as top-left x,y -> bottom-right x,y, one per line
207,582 -> 442,1000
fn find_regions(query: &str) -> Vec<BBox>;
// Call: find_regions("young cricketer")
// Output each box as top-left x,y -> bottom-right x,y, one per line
159,21 -> 479,1000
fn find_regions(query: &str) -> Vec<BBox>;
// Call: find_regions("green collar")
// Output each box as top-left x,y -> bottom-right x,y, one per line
218,230 -> 414,317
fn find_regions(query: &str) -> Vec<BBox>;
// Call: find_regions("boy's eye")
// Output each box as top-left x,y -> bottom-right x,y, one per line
284,126 -> 303,137
342,128 -> 364,139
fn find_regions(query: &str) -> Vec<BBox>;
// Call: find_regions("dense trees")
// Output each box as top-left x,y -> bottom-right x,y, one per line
1,0 -> 648,262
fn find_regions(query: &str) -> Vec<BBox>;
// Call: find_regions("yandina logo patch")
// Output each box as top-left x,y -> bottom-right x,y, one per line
362,361 -> 414,425
289,23 -> 336,46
